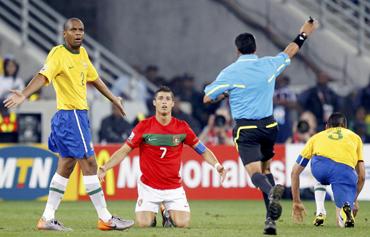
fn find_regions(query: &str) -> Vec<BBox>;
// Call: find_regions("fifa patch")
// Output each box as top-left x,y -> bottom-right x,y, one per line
138,198 -> 143,207
128,132 -> 135,142
39,65 -> 48,73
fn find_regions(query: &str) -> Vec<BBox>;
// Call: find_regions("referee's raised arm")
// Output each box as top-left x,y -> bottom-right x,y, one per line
283,18 -> 319,58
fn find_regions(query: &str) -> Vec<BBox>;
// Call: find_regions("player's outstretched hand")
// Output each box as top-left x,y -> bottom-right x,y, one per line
300,17 -> 319,37
216,164 -> 227,183
97,166 -> 106,183
353,200 -> 359,217
3,90 -> 26,109
292,202 -> 306,223
113,96 -> 126,117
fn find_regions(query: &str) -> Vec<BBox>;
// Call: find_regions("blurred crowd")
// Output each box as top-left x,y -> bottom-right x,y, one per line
1,55 -> 370,145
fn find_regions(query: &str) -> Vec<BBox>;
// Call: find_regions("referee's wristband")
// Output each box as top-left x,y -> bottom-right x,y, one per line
214,162 -> 222,170
293,32 -> 307,48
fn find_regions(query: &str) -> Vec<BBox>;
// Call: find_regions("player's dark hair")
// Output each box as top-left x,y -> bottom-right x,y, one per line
235,33 -> 256,55
327,112 -> 347,128
63,17 -> 83,30
154,86 -> 174,100
3,58 -> 19,79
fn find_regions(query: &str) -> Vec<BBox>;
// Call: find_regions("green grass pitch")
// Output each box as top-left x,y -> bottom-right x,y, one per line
1,200 -> 369,236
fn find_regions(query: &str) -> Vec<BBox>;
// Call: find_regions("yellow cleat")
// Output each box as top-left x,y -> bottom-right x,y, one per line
313,213 -> 326,226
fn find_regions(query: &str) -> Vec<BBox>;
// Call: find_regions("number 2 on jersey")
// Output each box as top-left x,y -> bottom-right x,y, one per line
160,147 -> 167,158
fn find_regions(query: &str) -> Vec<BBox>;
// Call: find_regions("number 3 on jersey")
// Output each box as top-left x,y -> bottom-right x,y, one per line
160,147 -> 167,158
328,129 -> 343,140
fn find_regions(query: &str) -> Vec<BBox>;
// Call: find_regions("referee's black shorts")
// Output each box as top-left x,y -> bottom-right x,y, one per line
233,116 -> 278,166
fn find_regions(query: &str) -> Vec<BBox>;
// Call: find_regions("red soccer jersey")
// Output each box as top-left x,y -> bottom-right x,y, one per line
126,116 -> 199,189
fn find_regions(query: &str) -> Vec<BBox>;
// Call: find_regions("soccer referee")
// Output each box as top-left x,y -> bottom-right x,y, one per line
203,18 -> 318,235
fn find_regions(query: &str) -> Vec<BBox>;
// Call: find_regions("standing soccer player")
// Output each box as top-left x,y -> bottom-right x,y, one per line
291,113 -> 365,228
203,18 -> 318,235
98,86 -> 226,228
3,18 -> 134,231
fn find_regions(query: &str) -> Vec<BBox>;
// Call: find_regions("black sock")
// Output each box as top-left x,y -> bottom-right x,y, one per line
251,173 -> 273,195
263,173 -> 275,217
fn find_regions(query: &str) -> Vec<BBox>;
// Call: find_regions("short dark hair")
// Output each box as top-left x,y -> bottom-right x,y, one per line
63,17 -> 83,30
235,33 -> 256,54
327,112 -> 347,128
153,86 -> 174,100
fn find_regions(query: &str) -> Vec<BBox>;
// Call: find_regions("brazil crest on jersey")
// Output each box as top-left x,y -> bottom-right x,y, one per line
126,116 -> 199,189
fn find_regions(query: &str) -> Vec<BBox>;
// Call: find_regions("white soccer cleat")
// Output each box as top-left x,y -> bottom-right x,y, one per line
37,217 -> 72,231
97,216 -> 134,231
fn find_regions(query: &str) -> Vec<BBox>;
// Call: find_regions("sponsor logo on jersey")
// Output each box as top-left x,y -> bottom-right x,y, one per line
0,145 -> 58,200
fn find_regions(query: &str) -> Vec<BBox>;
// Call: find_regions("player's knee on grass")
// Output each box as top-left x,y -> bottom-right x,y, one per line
135,212 -> 156,227
170,211 -> 190,228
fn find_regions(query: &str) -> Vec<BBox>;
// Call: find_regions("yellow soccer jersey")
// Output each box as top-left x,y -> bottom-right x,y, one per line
39,45 -> 98,110
300,127 -> 363,169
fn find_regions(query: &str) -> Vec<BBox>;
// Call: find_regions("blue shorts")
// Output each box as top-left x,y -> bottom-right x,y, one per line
311,156 -> 358,208
48,110 -> 94,159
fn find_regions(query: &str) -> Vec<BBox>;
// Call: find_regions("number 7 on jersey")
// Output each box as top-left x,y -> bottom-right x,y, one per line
160,147 -> 167,158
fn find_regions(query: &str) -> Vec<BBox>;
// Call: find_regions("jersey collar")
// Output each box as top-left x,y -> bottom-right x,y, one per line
63,44 -> 81,54
236,54 -> 258,62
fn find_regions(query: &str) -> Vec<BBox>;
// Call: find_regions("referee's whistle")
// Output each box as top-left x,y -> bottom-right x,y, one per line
308,16 -> 314,23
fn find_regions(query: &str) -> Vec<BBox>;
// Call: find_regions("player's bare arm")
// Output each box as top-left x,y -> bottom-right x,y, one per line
98,143 -> 133,182
283,17 -> 318,59
3,73 -> 48,109
353,161 -> 365,216
193,142 -> 227,182
291,164 -> 307,223
90,77 -> 126,117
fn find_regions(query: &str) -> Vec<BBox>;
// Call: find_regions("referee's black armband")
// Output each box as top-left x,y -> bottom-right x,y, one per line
293,32 -> 308,48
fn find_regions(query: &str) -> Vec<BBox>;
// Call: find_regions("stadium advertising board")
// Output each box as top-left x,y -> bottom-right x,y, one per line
2,144 -> 369,200
0,144 -> 58,200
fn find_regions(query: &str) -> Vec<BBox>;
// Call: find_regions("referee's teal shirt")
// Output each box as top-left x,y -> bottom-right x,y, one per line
204,52 -> 291,120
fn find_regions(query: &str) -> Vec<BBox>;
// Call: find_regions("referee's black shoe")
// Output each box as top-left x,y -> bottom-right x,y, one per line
263,217 -> 276,235
268,184 -> 285,221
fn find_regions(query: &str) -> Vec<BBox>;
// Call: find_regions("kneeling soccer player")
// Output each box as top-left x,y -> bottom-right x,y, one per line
291,112 -> 365,227
98,86 -> 226,227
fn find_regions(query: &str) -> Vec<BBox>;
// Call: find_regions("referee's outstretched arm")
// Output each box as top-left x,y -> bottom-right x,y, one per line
284,18 -> 318,59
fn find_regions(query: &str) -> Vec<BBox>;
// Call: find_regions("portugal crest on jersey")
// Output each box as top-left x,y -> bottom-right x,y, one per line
173,135 -> 181,145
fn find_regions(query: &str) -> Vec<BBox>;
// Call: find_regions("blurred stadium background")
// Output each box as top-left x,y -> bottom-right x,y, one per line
0,0 -> 370,235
